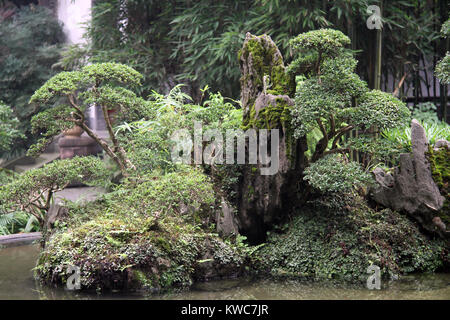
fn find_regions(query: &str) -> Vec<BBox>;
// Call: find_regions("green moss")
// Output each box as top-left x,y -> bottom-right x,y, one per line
243,99 -> 292,130
240,35 -> 295,136
428,146 -> 450,224
241,97 -> 295,159
255,194 -> 447,281
241,35 -> 293,98
268,65 -> 294,96
35,167 -> 248,292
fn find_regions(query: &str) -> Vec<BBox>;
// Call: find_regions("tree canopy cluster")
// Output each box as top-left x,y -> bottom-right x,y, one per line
0,5 -> 64,156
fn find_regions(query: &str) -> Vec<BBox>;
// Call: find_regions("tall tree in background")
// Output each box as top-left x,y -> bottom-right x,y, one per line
0,5 -> 64,157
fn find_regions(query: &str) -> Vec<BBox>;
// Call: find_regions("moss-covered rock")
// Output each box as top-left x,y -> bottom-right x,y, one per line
428,145 -> 450,225
255,194 -> 448,282
237,33 -> 307,244
239,33 -> 294,129
35,166 -> 249,292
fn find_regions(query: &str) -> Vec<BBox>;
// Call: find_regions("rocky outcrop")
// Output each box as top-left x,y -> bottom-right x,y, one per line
45,204 -> 69,231
237,33 -> 307,243
434,139 -> 450,150
372,120 -> 448,239
216,197 -> 239,238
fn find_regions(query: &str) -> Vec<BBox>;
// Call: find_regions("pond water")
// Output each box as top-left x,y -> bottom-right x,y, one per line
1,243 -> 449,300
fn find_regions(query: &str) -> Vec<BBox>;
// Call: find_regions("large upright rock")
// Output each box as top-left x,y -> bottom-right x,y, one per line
236,33 -> 307,243
239,33 -> 293,126
215,197 -> 240,238
372,120 -> 448,239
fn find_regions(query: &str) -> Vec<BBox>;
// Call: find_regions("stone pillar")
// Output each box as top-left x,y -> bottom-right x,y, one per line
236,33 -> 307,244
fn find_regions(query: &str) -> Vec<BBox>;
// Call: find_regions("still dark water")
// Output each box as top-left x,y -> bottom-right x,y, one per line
1,243 -> 449,300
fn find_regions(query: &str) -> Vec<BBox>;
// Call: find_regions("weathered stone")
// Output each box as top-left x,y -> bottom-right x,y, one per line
45,204 -> 69,231
373,167 -> 394,188
237,33 -> 307,243
434,139 -> 450,150
240,33 -> 284,117
371,119 -> 448,239
239,33 -> 294,127
216,197 -> 239,237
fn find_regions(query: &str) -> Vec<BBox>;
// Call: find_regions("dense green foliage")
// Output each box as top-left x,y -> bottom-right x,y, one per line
289,29 -> 409,191
304,155 -> 372,194
61,0 -> 446,100
0,6 -> 64,156
116,85 -> 242,176
29,62 -> 147,176
0,102 -> 24,152
436,18 -> 450,84
428,146 -> 450,225
0,167 -> 15,186
436,54 -> 450,84
0,157 -> 109,228
256,195 -> 448,281
36,166 -> 249,291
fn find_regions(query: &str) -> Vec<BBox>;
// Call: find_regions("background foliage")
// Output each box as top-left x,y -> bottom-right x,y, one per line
72,0 -> 448,106
0,5 -> 64,157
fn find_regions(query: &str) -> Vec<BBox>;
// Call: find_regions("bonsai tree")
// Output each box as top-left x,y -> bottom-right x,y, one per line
0,156 -> 108,229
29,62 -> 149,177
289,29 -> 410,193
435,18 -> 450,84
0,102 -> 24,153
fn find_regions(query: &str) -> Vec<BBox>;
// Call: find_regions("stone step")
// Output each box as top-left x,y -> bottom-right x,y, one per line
0,232 -> 42,246
14,152 -> 60,173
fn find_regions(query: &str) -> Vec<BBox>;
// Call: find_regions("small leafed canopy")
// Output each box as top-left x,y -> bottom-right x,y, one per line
289,29 -> 351,56
288,28 -> 410,193
436,18 -> 450,84
0,156 -> 109,227
436,54 -> 450,84
289,29 -> 409,164
304,154 -> 373,194
29,63 -> 146,177
0,102 -> 25,152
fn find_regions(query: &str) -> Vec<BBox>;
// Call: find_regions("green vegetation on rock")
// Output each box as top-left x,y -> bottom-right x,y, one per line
0,157 -> 109,228
35,166 -> 249,292
256,195 -> 448,281
428,146 -> 450,225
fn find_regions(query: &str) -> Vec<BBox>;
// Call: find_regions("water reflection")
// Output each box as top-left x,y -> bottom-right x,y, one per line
1,244 -> 449,300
